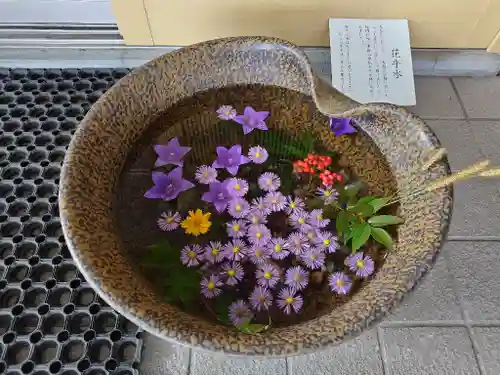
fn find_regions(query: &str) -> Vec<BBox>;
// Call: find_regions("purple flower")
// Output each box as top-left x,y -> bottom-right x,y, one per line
289,209 -> 312,233
157,211 -> 180,231
201,180 -> 234,212
204,241 -> 224,263
256,263 -> 280,288
345,252 -> 375,278
315,231 -> 338,253
228,198 -> 250,218
285,266 -> 309,292
144,168 -> 195,201
216,105 -> 237,120
287,232 -> 309,254
329,272 -> 353,295
200,274 -> 223,299
258,172 -> 281,192
246,210 -> 268,225
304,228 -> 318,244
308,209 -> 330,228
248,245 -> 271,265
300,247 -> 325,270
269,237 -> 290,260
285,196 -> 305,215
180,244 -> 203,267
233,106 -> 269,135
317,187 -> 339,204
229,300 -> 253,327
153,137 -> 191,167
222,239 -> 247,262
222,262 -> 244,286
212,145 -> 249,176
249,286 -> 273,312
226,220 -> 247,238
251,197 -> 272,215
277,287 -> 303,314
226,178 -> 249,197
247,224 -> 271,246
330,117 -> 356,136
248,146 -> 269,164
195,165 -> 218,184
264,192 -> 287,212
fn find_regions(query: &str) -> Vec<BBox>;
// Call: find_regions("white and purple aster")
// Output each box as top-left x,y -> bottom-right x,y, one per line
226,220 -> 247,238
258,172 -> 281,192
289,209 -> 312,233
300,247 -> 326,270
200,274 -> 223,299
194,165 -> 218,184
264,191 -> 287,212
157,211 -> 181,231
226,177 -> 249,197
308,209 -> 330,228
287,232 -> 310,255
249,286 -> 273,312
246,210 -> 268,225
222,239 -> 247,262
256,263 -> 280,289
233,106 -> 269,135
250,197 -> 272,215
228,300 -> 253,327
285,266 -> 309,292
216,105 -> 237,120
248,245 -> 271,265
329,272 -> 353,295
315,231 -> 338,253
304,228 -> 318,244
247,224 -> 272,246
222,262 -> 244,286
204,241 -> 224,264
269,237 -> 291,260
277,287 -> 303,314
317,186 -> 339,205
180,244 -> 203,267
345,252 -> 375,278
284,196 -> 305,215
228,198 -> 250,219
248,146 -> 269,164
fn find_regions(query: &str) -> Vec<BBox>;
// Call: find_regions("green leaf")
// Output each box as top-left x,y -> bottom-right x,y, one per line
343,227 -> 353,245
237,323 -> 270,335
282,145 -> 307,158
370,227 -> 394,250
336,210 -> 349,234
341,182 -> 364,206
351,223 -> 371,251
214,294 -> 234,324
367,197 -> 391,214
368,215 -> 405,227
355,196 -> 377,206
349,203 -> 374,217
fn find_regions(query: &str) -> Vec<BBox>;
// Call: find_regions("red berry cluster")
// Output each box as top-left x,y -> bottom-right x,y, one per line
319,169 -> 343,186
293,153 -> 342,186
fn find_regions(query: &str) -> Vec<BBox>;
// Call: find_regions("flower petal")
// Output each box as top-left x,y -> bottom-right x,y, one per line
180,179 -> 195,192
227,166 -> 239,175
168,166 -> 183,181
144,185 -> 164,199
151,171 -> 168,186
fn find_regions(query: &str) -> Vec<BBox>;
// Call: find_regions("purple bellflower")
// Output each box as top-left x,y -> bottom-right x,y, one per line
144,167 -> 194,201
233,106 -> 269,135
212,145 -> 249,176
153,137 -> 191,167
330,118 -> 356,136
201,180 -> 234,212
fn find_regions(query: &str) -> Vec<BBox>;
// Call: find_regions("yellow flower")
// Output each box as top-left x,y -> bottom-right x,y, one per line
180,209 -> 211,236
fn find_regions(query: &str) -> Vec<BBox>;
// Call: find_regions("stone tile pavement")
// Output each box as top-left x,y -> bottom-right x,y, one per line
139,77 -> 500,375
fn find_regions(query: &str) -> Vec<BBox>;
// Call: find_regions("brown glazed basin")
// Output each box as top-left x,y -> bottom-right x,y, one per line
59,36 -> 452,356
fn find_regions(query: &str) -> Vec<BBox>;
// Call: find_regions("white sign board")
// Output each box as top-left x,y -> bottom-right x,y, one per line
329,19 -> 416,106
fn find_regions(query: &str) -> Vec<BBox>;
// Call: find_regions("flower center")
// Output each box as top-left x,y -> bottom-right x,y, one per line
251,216 -> 259,224
325,191 -> 332,197
165,183 -> 175,194
233,224 -> 240,231
266,179 -> 272,185
293,274 -> 301,281
227,270 -> 236,277
232,247 -> 240,253
169,152 -> 175,157
227,157 -> 233,164
166,217 -> 174,223
216,192 -> 225,200
235,204 -> 242,212
203,171 -> 209,177
211,249 -> 219,255
310,254 -> 317,261
290,202 -> 296,208
316,214 -> 323,220
307,232 -> 314,239
336,279 -> 344,287
298,218 -> 305,224
255,249 -> 262,256
323,239 -> 331,245
258,295 -> 265,301
285,296 -> 294,305
234,183 -> 241,191
356,260 -> 365,268
256,232 -> 262,239
264,271 -> 272,279
188,251 -> 196,259
207,281 -> 215,290
255,151 -> 261,158
271,198 -> 279,204
274,244 -> 281,252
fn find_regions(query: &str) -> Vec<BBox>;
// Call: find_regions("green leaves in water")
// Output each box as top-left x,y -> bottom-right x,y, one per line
142,241 -> 201,307
237,322 -> 270,335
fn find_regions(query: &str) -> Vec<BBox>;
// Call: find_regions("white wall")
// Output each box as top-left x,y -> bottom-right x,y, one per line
0,0 -> 116,24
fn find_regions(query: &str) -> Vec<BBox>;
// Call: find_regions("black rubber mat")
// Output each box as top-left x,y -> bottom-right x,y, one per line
0,68 -> 143,375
